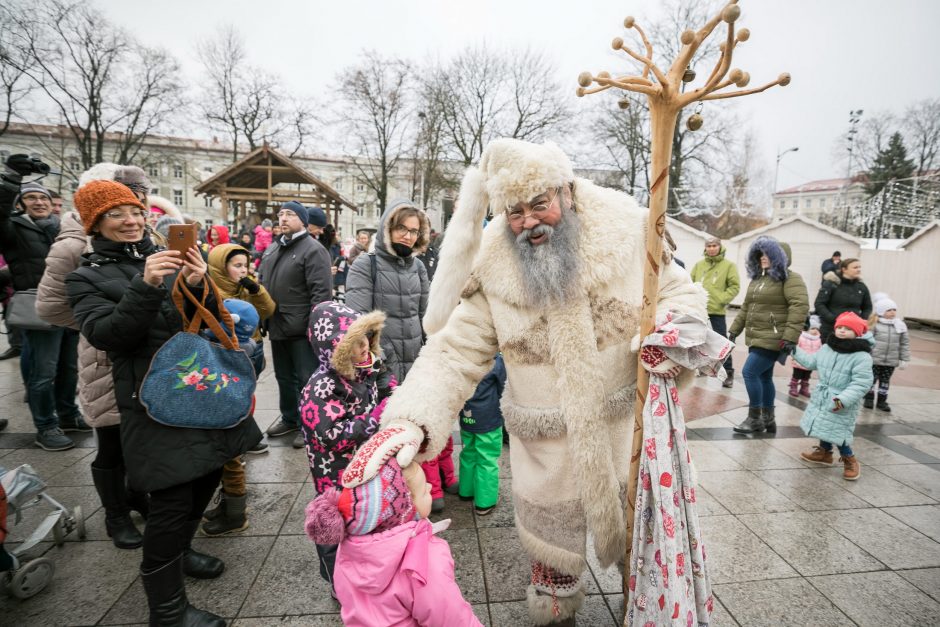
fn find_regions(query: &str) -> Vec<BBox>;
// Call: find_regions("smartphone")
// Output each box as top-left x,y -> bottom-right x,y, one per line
167,224 -> 198,256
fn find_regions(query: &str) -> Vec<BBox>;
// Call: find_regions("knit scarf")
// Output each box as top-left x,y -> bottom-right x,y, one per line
878,316 -> 908,334
827,335 -> 872,354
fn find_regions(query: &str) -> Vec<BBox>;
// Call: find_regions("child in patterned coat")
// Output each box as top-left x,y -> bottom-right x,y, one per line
299,301 -> 392,588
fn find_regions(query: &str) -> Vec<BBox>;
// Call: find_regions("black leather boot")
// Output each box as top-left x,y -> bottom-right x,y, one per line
761,406 -> 777,433
141,554 -> 225,627
733,407 -> 764,434
91,466 -> 143,549
182,520 -> 225,579
876,394 -> 892,412
722,368 -> 734,388
863,391 -> 874,409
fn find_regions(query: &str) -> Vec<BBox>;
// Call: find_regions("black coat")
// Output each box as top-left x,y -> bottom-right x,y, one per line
66,236 -> 261,493
0,184 -> 57,290
815,271 -> 873,339
257,231 -> 333,341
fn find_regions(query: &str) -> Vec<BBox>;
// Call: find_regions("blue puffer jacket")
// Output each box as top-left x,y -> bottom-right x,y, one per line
793,335 -> 874,445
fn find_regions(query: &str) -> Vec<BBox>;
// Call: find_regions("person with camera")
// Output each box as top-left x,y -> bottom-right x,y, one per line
0,154 -> 89,451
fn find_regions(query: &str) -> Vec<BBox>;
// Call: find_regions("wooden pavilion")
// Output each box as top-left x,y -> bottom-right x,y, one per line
194,144 -> 358,228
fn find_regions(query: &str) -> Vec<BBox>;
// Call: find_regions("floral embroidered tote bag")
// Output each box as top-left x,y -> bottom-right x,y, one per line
140,275 -> 257,429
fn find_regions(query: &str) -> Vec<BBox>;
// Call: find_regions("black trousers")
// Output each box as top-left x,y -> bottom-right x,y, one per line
271,338 -> 317,426
316,543 -> 338,587
708,314 -> 733,372
792,368 -> 811,381
93,424 -> 124,469
141,469 -> 223,571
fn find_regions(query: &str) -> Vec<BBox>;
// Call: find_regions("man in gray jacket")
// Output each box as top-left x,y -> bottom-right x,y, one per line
258,201 -> 333,448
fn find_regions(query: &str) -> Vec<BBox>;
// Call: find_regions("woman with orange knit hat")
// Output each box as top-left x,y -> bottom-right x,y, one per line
66,179 -> 261,627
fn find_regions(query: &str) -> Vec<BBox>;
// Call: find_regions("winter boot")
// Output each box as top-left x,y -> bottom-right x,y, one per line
800,446 -> 834,466
733,407 -> 764,434
141,554 -> 225,627
91,466 -> 143,550
876,394 -> 892,412
799,379 -> 811,398
863,391 -> 874,409
841,455 -> 861,480
201,491 -> 225,523
201,493 -> 248,537
722,368 -> 734,389
788,377 -> 799,397
182,520 -> 225,579
761,407 -> 777,434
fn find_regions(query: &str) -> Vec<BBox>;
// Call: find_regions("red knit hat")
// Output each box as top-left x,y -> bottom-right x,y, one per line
834,311 -> 867,337
73,180 -> 146,235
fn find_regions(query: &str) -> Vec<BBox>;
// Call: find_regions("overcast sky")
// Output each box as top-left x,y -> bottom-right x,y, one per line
97,0 -> 940,193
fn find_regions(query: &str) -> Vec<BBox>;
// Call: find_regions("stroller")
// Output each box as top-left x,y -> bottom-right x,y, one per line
0,464 -> 86,599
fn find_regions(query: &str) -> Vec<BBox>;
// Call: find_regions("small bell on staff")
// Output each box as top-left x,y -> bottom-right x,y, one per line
682,67 -> 696,83
618,98 -> 630,110
686,113 -> 703,131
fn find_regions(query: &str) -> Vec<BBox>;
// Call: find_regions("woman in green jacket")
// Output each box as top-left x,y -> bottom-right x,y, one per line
690,236 -> 740,386
728,236 -> 809,434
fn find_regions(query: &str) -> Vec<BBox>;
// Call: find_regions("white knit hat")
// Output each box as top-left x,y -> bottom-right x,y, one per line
875,297 -> 898,316
423,139 -> 575,335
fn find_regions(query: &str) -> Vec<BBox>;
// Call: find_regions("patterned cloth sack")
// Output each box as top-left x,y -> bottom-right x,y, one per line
140,276 -> 257,429
627,312 -> 732,627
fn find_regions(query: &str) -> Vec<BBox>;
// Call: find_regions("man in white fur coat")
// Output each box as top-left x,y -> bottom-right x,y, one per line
341,138 -> 706,625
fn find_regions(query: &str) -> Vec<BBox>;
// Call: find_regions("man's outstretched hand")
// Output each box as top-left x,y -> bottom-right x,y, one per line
340,420 -> 424,488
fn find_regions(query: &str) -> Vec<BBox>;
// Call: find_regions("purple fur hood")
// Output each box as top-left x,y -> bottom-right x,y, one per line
745,236 -> 792,281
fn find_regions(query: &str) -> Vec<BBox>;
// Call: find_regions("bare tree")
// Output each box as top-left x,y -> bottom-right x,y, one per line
0,2 -> 37,137
338,50 -> 413,213
903,98 -> 940,174
429,45 -> 570,166
586,91 -> 650,201
198,26 -> 321,161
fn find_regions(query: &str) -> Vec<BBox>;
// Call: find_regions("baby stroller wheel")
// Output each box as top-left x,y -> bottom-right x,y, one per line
73,505 -> 86,540
9,557 -> 55,599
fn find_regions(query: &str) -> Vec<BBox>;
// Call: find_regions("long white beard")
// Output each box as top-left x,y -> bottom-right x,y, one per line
507,206 -> 582,308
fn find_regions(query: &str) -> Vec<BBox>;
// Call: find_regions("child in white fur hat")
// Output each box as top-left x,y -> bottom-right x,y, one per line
865,295 -> 910,412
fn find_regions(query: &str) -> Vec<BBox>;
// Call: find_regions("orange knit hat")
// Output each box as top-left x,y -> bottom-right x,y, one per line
73,180 -> 146,235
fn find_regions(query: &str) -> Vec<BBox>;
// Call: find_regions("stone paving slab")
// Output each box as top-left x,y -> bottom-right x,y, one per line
3,335 -> 940,625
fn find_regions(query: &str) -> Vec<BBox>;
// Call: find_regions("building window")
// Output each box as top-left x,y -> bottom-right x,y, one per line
356,183 -> 365,192
173,164 -> 183,179
172,189 -> 183,206
147,165 -> 159,177
150,188 -> 160,196
819,198 -> 826,208
803,198 -> 811,209
779,200 -> 785,209
69,158 -> 80,172
791,200 -> 798,209
204,196 -> 213,208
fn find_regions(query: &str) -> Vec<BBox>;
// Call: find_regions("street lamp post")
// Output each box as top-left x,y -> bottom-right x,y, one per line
842,109 -> 864,230
774,146 -> 798,218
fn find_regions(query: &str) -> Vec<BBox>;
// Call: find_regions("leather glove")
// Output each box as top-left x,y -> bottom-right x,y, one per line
238,276 -> 261,294
780,340 -> 796,354
640,346 -> 682,379
727,333 -> 737,343
341,420 -> 425,488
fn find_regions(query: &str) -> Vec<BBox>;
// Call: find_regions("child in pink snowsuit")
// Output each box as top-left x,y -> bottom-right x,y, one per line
421,435 -> 459,512
790,314 -> 823,397
305,459 -> 482,627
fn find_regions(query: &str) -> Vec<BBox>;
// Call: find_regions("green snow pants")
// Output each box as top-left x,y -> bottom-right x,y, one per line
458,428 -> 502,508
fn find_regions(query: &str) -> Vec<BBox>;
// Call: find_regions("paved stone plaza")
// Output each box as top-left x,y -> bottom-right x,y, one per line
1,325 -> 939,626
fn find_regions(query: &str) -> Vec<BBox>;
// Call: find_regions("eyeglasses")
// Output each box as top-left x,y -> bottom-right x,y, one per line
277,210 -> 298,218
506,188 -> 558,226
103,210 -> 146,221
393,225 -> 420,239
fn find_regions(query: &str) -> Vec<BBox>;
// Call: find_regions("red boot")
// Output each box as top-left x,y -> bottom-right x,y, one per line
799,379 -> 811,398
788,377 -> 799,397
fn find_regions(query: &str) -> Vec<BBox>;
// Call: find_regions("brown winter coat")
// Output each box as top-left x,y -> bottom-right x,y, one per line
36,211 -> 121,428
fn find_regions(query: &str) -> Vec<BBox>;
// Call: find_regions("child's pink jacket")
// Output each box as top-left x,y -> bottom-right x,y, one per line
253,225 -> 273,253
792,331 -> 822,371
334,518 -> 482,627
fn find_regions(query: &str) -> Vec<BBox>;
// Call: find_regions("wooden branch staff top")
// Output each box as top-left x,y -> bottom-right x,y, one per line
575,0 -> 789,616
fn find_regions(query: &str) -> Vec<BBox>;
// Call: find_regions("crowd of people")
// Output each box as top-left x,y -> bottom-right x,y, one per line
0,141 -> 919,626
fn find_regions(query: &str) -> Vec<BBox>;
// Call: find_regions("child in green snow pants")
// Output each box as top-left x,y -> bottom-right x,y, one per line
458,355 -> 506,512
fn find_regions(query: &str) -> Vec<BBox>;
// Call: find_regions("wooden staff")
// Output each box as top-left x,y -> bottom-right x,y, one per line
576,0 -> 789,617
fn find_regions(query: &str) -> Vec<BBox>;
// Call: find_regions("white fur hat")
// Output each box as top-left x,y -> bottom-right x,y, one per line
423,139 -> 576,335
